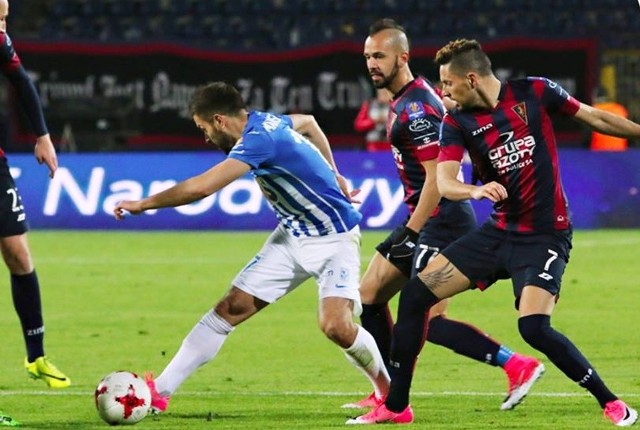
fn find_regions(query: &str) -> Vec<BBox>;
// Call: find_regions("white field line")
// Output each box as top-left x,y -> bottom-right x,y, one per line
33,256 -> 380,265
31,236 -> 640,265
577,237 -> 640,247
1,390 -> 639,398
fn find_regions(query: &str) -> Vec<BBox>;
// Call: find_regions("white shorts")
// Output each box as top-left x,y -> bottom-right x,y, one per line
232,224 -> 362,316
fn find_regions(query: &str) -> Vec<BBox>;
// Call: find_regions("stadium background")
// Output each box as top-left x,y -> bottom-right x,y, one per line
3,0 -> 640,229
0,4 -> 639,429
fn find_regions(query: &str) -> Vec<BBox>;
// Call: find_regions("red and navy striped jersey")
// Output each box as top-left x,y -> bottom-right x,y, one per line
0,31 -> 20,73
439,77 -> 580,233
387,76 -> 444,213
0,30 -> 48,158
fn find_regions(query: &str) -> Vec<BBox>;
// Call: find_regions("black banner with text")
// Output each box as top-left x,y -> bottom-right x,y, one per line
14,39 -> 596,150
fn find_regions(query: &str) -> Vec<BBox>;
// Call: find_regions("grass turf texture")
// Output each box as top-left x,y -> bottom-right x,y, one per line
0,229 -> 638,429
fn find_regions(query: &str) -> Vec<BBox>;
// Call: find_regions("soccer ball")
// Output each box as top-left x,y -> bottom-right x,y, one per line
94,371 -> 151,425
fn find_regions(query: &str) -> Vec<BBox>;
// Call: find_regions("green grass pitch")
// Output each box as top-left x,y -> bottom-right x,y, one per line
0,229 -> 639,429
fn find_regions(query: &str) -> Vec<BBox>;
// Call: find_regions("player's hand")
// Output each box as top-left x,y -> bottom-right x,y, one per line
336,173 -> 361,204
442,95 -> 458,112
386,226 -> 418,264
34,134 -> 58,178
113,200 -> 144,220
470,181 -> 507,202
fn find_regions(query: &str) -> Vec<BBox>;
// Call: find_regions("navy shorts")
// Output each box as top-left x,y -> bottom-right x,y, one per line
377,199 -> 477,277
0,157 -> 29,238
441,222 -> 573,308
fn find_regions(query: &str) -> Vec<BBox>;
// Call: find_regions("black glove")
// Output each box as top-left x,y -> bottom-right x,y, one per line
385,226 -> 419,268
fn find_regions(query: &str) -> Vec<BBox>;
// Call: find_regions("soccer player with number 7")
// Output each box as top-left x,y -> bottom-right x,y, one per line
345,19 -> 542,422
353,38 -> 640,426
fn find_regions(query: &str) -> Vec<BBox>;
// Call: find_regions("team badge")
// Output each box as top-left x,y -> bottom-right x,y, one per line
512,102 -> 528,125
406,102 -> 426,120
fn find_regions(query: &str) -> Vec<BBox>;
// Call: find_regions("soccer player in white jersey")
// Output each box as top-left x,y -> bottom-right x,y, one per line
113,81 -> 390,418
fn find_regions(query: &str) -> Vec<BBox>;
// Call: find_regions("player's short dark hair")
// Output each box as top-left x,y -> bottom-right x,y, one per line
434,39 -> 492,76
369,18 -> 405,36
369,18 -> 410,50
189,81 -> 247,118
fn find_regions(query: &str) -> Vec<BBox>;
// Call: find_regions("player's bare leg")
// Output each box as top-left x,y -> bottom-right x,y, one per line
319,296 -> 390,407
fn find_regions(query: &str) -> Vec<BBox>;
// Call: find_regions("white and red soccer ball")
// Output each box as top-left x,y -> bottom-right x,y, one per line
94,371 -> 151,425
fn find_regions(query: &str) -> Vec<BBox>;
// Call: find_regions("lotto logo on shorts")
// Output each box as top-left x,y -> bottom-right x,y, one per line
340,268 -> 349,281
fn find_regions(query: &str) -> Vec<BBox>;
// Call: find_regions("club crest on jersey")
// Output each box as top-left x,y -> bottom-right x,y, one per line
406,102 -> 426,120
512,102 -> 528,125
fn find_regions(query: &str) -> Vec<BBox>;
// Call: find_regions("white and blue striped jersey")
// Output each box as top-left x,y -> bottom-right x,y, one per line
228,111 -> 361,237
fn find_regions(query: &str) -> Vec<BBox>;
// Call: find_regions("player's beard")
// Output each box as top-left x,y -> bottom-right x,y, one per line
371,61 -> 400,90
208,130 -> 237,154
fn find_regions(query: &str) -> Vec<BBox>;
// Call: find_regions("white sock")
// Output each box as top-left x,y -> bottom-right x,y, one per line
343,325 -> 390,399
155,310 -> 234,397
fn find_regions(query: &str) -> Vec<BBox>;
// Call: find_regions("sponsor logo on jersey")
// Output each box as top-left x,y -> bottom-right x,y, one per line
408,117 -> 433,133
472,123 -> 493,136
488,131 -> 536,175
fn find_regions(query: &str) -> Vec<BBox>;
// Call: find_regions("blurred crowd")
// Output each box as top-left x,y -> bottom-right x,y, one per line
10,0 -> 640,50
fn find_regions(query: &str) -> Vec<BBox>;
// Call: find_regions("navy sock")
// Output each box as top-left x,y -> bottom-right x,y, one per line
385,276 -> 439,412
360,303 -> 393,365
427,315 -> 502,366
11,271 -> 45,362
519,314 -> 617,408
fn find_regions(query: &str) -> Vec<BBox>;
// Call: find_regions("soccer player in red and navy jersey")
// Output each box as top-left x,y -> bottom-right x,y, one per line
0,0 -> 70,399
347,21 -> 542,422
355,38 -> 640,426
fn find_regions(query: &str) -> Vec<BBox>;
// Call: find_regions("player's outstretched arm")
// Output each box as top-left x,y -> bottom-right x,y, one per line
573,102 -> 640,138
113,158 -> 250,220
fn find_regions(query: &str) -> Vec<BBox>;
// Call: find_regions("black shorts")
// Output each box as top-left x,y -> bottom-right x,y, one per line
0,157 -> 29,237
376,199 -> 477,277
441,221 -> 573,308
